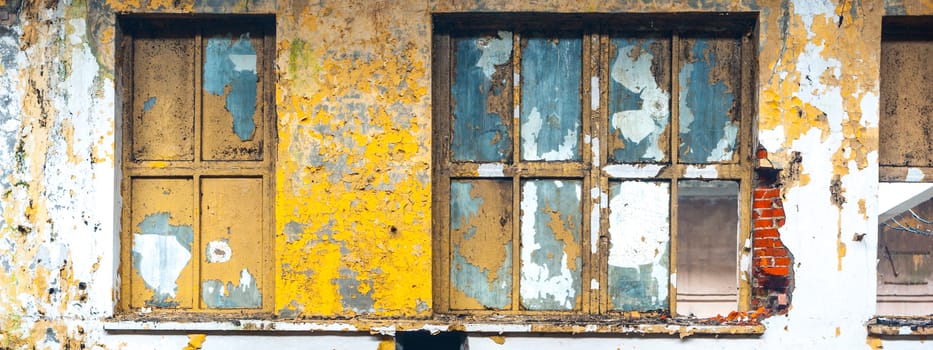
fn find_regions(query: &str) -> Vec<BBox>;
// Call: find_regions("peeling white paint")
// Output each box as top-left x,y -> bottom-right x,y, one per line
476,31 -> 513,79
205,240 -> 232,263
607,181 -> 670,306
521,107 -> 578,161
684,165 -> 719,179
590,76 -> 599,111
229,54 -> 257,72
905,168 -> 924,182
591,137 -> 599,167
477,163 -> 505,177
132,234 -> 191,299
421,324 -> 449,335
610,45 -> 669,162
519,181 -> 579,310
670,273 -> 676,289
603,164 -> 663,178
591,279 -> 599,290
707,123 -> 738,162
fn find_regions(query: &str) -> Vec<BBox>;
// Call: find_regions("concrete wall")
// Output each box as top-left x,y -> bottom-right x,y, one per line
0,0 -> 930,348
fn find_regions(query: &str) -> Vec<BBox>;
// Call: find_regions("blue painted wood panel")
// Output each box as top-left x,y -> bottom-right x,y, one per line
520,179 -> 582,310
678,37 -> 740,163
608,37 -> 671,163
520,36 -> 582,161
450,32 -> 513,162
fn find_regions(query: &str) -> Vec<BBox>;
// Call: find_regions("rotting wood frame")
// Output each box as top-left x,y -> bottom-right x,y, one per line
872,15 -> 933,331
432,13 -> 758,319
117,15 -> 276,315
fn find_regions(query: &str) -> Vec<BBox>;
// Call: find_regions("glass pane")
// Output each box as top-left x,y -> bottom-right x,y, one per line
608,36 -> 671,163
520,179 -> 582,310
678,36 -> 740,164
202,27 -> 265,161
449,179 -> 513,310
450,33 -> 514,162
607,181 -> 670,311
676,180 -> 738,317
520,36 -> 582,161
878,182 -> 933,316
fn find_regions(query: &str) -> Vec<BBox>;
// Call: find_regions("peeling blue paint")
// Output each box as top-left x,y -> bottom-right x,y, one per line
201,268 -> 262,308
333,267 -> 376,313
204,33 -> 258,141
142,96 -> 156,112
284,220 -> 307,243
132,212 -> 194,307
520,36 -> 582,161
520,180 -> 582,310
609,37 -> 670,163
678,38 -> 738,163
450,181 -> 483,233
451,244 -> 513,309
451,34 -> 512,162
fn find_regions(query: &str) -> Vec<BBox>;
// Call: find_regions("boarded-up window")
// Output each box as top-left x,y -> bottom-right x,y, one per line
118,17 -> 275,313
877,16 -> 933,317
432,15 -> 756,317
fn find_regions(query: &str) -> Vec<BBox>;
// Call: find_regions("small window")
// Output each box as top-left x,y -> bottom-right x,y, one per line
117,16 -> 275,313
877,16 -> 933,317
432,14 -> 756,318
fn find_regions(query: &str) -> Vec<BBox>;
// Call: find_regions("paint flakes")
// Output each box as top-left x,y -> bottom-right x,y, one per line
451,34 -> 512,162
142,96 -> 156,112
678,38 -> 738,163
520,37 -> 582,161
201,268 -> 262,309
609,40 -> 670,162
476,31 -> 513,79
520,180 -> 582,310
205,239 -> 232,263
607,181 -> 669,311
204,33 -> 258,141
132,212 -> 193,307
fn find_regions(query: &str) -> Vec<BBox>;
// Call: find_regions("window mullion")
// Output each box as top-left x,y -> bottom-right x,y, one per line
510,30 -> 522,312
596,30 -> 611,315
669,31 -> 681,316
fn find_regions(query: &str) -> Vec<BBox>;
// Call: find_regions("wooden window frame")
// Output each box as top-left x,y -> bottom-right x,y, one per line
431,13 -> 757,319
872,16 -> 933,332
117,15 -> 276,315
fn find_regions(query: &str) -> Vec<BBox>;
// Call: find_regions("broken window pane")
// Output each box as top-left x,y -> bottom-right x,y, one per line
676,180 -> 738,317
520,36 -> 582,161
607,181 -> 670,311
878,182 -> 933,316
678,36 -> 740,164
608,36 -> 671,163
450,33 -> 514,162
449,179 -> 513,310
520,179 -> 582,310
879,27 -> 933,167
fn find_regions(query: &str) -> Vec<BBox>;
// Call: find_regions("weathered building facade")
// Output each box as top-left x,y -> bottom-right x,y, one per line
0,0 -> 930,348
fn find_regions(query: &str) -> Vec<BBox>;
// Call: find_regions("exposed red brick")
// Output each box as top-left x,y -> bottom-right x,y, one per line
759,188 -> 781,198
753,199 -> 772,209
755,228 -> 780,238
753,238 -> 775,248
762,266 -> 790,276
773,257 -> 791,266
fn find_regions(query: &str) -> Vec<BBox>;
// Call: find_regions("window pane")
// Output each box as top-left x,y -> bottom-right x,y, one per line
878,183 -> 933,316
607,181 -> 670,311
132,25 -> 195,161
520,179 -> 582,310
608,36 -> 671,163
202,27 -> 265,161
450,33 -> 514,162
879,30 -> 933,167
199,178 -> 264,309
520,36 -> 582,161
130,178 -> 195,309
676,180 -> 738,317
678,36 -> 740,164
449,179 -> 513,310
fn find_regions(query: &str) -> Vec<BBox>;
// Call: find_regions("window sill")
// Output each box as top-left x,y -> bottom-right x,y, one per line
103,316 -> 764,337
868,317 -> 933,336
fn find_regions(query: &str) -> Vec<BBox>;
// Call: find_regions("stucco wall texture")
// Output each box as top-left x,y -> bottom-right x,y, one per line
0,0 -> 930,348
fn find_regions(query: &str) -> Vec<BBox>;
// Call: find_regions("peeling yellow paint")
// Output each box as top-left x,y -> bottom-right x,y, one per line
866,336 -> 884,350
376,337 -> 394,350
835,326 -> 840,337
490,335 -> 506,345
182,334 -> 207,350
